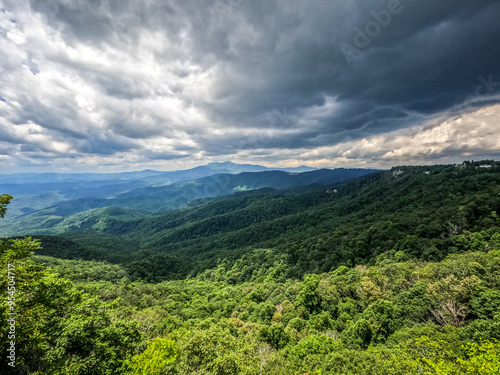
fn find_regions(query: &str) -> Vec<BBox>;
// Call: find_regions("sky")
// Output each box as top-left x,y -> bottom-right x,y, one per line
0,0 -> 499,173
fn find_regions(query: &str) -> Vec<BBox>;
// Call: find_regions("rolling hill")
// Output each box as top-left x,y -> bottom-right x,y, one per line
0,168 -> 375,236
21,161 -> 500,282
0,162 -> 318,220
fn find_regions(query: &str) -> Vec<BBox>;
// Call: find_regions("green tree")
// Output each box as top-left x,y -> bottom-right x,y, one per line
129,338 -> 178,375
456,339 -> 500,374
296,274 -> 320,313
173,327 -> 256,375
259,324 -> 294,350
340,319 -> 373,349
471,290 -> 500,320
0,194 -> 13,218
0,199 -> 142,374
362,300 -> 399,343
395,283 -> 433,323
285,334 -> 337,360
308,311 -> 333,331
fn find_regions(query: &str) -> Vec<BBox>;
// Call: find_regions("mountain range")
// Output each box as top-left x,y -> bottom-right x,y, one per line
0,162 -> 376,236
4,161 -> 497,282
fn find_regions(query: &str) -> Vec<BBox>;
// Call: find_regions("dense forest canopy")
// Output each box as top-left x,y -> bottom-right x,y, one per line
1,162 -> 500,374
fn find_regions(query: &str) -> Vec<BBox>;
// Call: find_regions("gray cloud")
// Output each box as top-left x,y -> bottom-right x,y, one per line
0,0 -> 498,172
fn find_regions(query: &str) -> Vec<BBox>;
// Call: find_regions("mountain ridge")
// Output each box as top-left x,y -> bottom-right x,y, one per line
21,162 -> 500,281
0,168 -> 376,235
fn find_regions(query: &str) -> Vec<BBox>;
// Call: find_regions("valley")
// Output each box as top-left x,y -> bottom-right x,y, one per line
1,161 -> 500,374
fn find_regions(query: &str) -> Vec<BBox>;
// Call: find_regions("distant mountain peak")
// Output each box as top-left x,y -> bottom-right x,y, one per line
207,161 -> 239,167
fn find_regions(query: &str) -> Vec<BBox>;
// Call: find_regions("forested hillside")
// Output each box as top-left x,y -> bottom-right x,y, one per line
24,162 -> 500,282
1,162 -> 500,374
0,161 -> 289,221
0,168 -> 373,236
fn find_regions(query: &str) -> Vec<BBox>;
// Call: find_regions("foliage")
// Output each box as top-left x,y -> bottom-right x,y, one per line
456,339 -> 500,374
1,164 -> 500,373
0,204 -> 142,374
7,164 -> 499,282
0,194 -> 13,218
128,338 -> 178,375
259,324 -> 294,349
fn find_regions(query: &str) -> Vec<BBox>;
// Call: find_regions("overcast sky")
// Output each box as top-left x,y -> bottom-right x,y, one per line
0,0 -> 499,173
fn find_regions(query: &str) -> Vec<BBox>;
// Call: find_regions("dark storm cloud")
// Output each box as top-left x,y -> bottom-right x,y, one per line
0,0 -> 499,171
74,133 -> 139,155
142,150 -> 190,161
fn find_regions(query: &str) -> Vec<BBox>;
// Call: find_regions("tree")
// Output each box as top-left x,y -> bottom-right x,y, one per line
0,198 -> 142,374
259,324 -> 293,350
395,283 -> 433,323
362,300 -> 399,343
471,290 -> 500,320
340,319 -> 373,349
296,274 -> 320,313
175,327 -> 248,375
129,338 -> 178,375
0,194 -> 13,218
457,339 -> 500,374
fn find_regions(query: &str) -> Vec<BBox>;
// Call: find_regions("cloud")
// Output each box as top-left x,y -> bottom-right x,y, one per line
253,104 -> 500,168
0,0 -> 498,172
